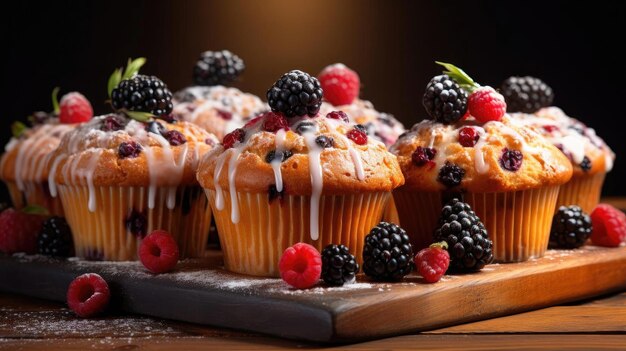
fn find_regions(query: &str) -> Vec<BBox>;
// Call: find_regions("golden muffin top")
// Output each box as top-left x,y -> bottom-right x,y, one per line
390,115 -> 573,192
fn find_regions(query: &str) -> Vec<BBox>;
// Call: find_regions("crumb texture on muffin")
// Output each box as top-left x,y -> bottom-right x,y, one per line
390,115 -> 573,192
48,114 -> 217,211
511,107 -> 615,176
1,120 -> 74,185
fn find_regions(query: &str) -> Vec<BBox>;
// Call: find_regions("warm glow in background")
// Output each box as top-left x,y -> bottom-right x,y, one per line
2,0 -> 625,197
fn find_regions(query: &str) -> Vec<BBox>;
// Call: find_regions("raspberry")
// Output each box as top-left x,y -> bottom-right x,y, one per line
468,87 -> 506,123
412,146 -> 437,166
262,112 -> 289,133
66,273 -> 110,318
267,70 -> 323,117
326,110 -> 349,123
59,92 -> 93,124
543,125 -> 559,133
279,242 -> 322,289
590,204 -> 626,247
118,141 -> 142,159
415,242 -> 450,283
458,127 -> 479,147
222,128 -> 246,149
346,129 -> 367,145
318,64 -> 360,106
500,148 -> 523,172
216,109 -> 233,120
244,115 -> 264,128
0,208 -> 45,254
162,130 -> 187,146
138,230 -> 180,274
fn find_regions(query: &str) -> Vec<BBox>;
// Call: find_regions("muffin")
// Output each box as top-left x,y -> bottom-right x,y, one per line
197,70 -> 404,277
499,76 -> 615,214
48,113 -> 217,260
318,64 -> 406,225
391,116 -> 573,262
0,91 -> 93,215
391,63 -> 573,262
172,50 -> 266,139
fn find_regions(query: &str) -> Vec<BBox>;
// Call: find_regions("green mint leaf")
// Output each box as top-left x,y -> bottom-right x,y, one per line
122,57 -> 146,80
51,87 -> 60,114
107,68 -> 123,98
22,205 -> 49,215
125,110 -> 154,122
435,61 -> 480,92
11,121 -> 27,138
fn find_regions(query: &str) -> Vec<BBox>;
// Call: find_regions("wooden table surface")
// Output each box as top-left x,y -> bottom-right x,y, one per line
2,197 -> 626,350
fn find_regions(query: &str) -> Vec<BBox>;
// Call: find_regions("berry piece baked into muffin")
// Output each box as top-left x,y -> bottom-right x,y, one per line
172,50 -> 266,139
390,63 -> 573,262
47,59 -> 218,260
197,70 -> 404,277
1,88 -> 93,215
502,76 -> 615,213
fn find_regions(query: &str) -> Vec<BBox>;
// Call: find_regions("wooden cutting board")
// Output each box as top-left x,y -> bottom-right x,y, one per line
1,246 -> 625,343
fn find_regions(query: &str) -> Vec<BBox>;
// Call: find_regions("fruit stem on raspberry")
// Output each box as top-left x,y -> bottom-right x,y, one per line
430,241 -> 449,250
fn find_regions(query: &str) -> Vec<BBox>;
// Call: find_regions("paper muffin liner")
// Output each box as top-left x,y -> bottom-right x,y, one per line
4,180 -> 64,216
394,185 -> 561,263
381,196 -> 400,225
207,190 -> 390,277
555,172 -> 606,214
58,185 -> 211,261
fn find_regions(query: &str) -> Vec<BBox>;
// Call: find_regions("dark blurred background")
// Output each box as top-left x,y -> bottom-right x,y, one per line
1,0 -> 624,200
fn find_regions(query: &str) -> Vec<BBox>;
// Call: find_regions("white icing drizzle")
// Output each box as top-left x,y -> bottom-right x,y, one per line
271,129 -> 287,192
7,124 -> 73,191
83,150 -> 103,212
227,148 -> 243,223
512,108 -> 615,171
303,132 -> 323,241
213,150 -> 231,211
472,127 -> 489,174
143,132 -> 188,210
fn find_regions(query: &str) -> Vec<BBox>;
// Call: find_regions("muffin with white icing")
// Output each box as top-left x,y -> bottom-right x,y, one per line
390,64 -> 573,262
172,50 -> 266,140
500,76 -> 615,213
47,64 -> 217,261
48,113 -> 217,260
0,90 -> 93,215
197,70 -> 404,277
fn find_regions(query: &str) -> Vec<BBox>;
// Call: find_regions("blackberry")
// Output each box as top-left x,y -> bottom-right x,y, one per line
434,198 -> 493,272
500,148 -> 523,172
579,156 -> 592,172
437,162 -> 465,188
321,244 -> 359,286
125,210 -> 147,238
549,205 -> 592,249
37,217 -> 74,257
500,76 -> 554,113
267,70 -> 323,117
111,75 -> 174,117
265,150 -> 293,163
193,50 -> 245,86
412,146 -> 437,166
118,141 -> 142,159
363,222 -> 414,280
101,114 -> 127,132
315,135 -> 334,148
422,75 -> 468,124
